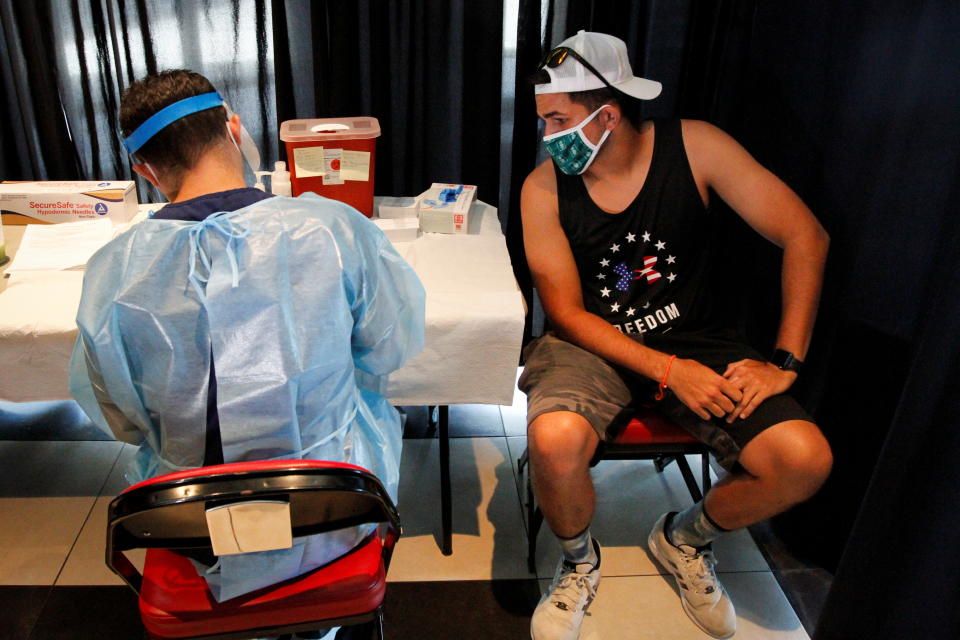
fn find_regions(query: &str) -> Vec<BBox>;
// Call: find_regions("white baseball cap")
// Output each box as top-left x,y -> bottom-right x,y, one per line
535,30 -> 662,101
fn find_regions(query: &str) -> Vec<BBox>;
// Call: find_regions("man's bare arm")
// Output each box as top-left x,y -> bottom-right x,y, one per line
521,160 -> 742,420
683,120 -> 830,419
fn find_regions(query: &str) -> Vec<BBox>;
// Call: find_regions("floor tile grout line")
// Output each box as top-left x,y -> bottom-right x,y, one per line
24,584 -> 57,640
52,443 -> 125,587
50,497 -> 100,587
95,442 -> 127,498
496,403 -> 507,439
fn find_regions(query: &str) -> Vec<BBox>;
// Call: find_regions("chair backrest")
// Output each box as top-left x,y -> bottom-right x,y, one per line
106,459 -> 400,593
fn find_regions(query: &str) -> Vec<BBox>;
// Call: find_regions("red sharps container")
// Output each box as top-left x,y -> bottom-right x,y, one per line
279,117 -> 381,217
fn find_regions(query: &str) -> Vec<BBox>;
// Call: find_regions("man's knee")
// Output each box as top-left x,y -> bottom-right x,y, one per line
528,411 -> 599,474
744,420 -> 833,500
784,430 -> 832,500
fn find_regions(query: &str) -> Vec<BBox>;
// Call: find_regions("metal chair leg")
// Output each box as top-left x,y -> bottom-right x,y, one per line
653,454 -> 676,473
701,452 -> 712,495
426,405 -> 438,433
520,447 -> 541,573
675,454 -> 705,503
438,405 -> 452,556
528,505 -> 544,574
372,609 -> 384,639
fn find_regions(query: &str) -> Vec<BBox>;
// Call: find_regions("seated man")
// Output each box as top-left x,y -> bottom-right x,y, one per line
521,32 -> 832,639
70,70 -> 425,610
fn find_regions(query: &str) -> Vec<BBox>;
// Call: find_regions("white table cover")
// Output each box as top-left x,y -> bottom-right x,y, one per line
0,201 -> 525,406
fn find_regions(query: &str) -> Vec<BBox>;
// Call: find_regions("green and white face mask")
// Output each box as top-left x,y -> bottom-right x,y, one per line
542,104 -> 611,175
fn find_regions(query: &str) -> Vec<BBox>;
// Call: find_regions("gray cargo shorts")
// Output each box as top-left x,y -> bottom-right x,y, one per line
518,332 -> 814,470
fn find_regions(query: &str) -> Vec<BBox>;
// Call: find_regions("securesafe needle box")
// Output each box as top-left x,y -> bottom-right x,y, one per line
280,117 -> 381,217
0,181 -> 138,224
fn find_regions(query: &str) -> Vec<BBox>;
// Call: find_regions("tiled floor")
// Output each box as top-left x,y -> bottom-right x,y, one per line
0,377 -> 824,639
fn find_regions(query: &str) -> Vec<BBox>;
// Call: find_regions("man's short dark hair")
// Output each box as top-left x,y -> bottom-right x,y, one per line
119,69 -> 228,179
530,68 -> 642,128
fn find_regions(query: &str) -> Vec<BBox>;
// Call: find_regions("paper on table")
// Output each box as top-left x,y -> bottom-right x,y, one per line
5,219 -> 115,272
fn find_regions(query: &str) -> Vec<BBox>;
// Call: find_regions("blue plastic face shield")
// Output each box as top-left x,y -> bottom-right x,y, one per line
120,91 -> 262,196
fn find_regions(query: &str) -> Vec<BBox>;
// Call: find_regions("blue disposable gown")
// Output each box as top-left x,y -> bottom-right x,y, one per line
70,193 -> 425,601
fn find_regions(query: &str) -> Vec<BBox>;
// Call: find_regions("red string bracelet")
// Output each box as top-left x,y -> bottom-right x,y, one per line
655,354 -> 677,401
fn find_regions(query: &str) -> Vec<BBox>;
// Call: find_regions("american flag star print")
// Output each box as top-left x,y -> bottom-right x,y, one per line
599,231 -> 676,298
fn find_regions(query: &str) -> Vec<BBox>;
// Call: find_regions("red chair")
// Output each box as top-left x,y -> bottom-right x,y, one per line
518,409 -> 712,572
106,460 -> 400,639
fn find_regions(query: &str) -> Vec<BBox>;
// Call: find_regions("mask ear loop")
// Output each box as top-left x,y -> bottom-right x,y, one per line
575,127 -> 611,175
573,106 -> 612,175
222,100 -> 262,178
140,162 -> 161,186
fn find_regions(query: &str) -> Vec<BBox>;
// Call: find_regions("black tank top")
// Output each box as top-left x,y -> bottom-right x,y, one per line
556,118 -> 721,339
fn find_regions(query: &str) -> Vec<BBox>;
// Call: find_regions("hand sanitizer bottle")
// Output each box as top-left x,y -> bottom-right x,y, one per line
271,161 -> 291,196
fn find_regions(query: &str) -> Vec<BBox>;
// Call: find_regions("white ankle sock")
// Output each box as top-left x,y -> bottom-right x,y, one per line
667,503 -> 728,549
558,528 -> 597,567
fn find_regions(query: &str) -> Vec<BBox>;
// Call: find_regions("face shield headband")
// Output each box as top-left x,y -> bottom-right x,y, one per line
122,92 -> 222,155
121,91 -> 261,176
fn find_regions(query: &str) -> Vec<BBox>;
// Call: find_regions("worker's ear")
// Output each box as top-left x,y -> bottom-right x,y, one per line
226,113 -> 242,145
131,163 -> 160,188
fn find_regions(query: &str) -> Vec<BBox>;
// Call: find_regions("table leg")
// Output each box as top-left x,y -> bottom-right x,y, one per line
438,405 -> 452,555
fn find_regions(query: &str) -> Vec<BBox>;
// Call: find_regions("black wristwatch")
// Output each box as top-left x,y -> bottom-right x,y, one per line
770,349 -> 803,373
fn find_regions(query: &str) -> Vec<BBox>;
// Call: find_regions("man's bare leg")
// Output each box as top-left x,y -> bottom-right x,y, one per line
704,419 -> 833,530
528,411 -> 600,538
650,419 -> 832,638
528,411 -> 603,640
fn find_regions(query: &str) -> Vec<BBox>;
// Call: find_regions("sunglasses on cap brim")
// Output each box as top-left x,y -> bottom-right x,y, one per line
538,46 -> 615,92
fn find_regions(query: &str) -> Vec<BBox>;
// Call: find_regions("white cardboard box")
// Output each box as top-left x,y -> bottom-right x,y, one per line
377,196 -> 419,219
0,181 -> 138,225
373,216 -> 420,242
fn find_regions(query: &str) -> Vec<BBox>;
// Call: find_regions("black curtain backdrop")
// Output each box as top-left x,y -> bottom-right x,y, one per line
681,2 -> 960,637
1,0 -> 502,207
751,3 -> 959,638
518,1 -> 960,637
551,0 -> 693,121
273,0 -> 505,204
0,0 -> 83,180
0,0 -> 274,202
504,0 -> 543,347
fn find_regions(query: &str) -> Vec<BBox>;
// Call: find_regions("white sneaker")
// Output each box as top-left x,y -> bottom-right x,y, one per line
648,513 -> 736,639
530,539 -> 602,640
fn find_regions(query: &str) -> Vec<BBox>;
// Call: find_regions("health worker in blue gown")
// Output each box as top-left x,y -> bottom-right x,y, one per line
70,69 -> 425,605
